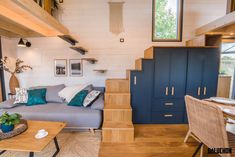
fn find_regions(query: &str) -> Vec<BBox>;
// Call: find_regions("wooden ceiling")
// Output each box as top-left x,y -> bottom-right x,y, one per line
0,0 -> 70,38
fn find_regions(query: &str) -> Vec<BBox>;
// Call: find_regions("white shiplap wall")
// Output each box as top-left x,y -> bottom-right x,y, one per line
5,0 -> 227,88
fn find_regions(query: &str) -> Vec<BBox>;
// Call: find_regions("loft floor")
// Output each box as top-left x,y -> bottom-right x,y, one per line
99,124 -> 218,157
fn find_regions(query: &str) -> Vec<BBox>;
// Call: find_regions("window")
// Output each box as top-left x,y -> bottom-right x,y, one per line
152,0 -> 183,42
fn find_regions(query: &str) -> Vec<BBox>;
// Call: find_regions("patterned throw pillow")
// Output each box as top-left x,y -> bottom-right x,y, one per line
14,88 -> 28,104
83,90 -> 101,107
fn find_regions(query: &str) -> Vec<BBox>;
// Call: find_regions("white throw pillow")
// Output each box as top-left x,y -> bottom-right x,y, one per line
14,88 -> 28,104
58,84 -> 89,102
83,90 -> 101,107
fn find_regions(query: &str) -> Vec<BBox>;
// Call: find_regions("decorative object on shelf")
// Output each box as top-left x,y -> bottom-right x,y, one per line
0,119 -> 28,140
0,57 -> 32,94
69,59 -> 83,77
0,112 -> 22,133
17,38 -> 31,48
82,58 -> 98,64
59,0 -> 63,3
54,59 -> 67,77
58,35 -> 78,45
93,69 -> 107,73
70,47 -> 88,55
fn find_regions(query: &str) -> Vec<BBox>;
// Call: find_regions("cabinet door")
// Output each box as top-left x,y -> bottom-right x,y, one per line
131,60 -> 154,124
154,49 -> 170,99
186,49 -> 204,98
201,48 -> 220,99
170,49 -> 187,98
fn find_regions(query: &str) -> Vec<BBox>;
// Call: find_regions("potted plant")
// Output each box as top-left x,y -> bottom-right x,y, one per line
0,112 -> 22,133
0,56 -> 32,94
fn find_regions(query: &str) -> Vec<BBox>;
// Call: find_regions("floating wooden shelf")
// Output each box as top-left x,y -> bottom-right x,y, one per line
70,47 -> 87,55
82,58 -> 98,64
93,69 -> 107,73
0,0 -> 70,38
58,35 -> 78,45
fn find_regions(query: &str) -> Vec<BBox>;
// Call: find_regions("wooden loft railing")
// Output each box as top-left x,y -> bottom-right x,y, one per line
0,0 -> 71,38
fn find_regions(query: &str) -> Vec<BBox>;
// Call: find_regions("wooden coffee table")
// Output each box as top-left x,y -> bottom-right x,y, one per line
0,120 -> 66,157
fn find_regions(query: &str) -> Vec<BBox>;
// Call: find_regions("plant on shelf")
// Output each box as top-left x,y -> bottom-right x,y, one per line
0,112 -> 22,133
0,56 -> 32,94
51,0 -> 59,16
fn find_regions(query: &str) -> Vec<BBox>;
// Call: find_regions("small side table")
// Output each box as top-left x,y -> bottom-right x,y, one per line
8,93 -> 16,99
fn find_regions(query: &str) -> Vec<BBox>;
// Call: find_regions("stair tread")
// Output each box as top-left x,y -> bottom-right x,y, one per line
105,93 -> 130,95
106,78 -> 128,81
103,122 -> 134,129
104,104 -> 131,110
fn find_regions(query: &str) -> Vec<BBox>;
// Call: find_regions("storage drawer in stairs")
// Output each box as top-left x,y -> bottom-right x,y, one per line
151,111 -> 184,124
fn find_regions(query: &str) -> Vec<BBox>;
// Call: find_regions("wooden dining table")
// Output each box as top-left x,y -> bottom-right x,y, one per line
203,100 -> 235,120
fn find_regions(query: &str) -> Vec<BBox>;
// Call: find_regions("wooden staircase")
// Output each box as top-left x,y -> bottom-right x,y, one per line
102,79 -> 134,143
102,47 -> 154,143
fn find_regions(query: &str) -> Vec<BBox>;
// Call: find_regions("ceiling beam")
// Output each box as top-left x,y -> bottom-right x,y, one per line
0,15 -> 41,37
0,0 -> 70,37
0,28 -> 20,38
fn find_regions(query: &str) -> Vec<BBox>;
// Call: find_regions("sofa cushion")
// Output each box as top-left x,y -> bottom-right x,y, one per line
0,102 -> 103,128
91,94 -> 104,110
27,88 -> 47,106
68,90 -> 88,106
58,84 -> 89,102
30,84 -> 65,103
0,99 -> 18,109
83,90 -> 101,107
14,88 -> 28,104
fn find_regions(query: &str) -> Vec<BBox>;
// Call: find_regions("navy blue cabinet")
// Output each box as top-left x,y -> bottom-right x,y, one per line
131,47 -> 220,124
131,59 -> 154,124
186,48 -> 220,99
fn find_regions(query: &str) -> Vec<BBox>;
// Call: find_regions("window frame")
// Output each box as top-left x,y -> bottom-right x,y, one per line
152,0 -> 184,42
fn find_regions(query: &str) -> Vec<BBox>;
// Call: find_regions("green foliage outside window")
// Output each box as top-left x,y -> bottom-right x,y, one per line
153,0 -> 182,41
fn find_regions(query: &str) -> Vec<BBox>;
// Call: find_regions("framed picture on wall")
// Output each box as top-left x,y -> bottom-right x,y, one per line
69,59 -> 83,76
54,59 -> 67,77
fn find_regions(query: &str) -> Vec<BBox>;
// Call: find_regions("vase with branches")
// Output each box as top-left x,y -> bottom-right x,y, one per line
0,57 -> 32,94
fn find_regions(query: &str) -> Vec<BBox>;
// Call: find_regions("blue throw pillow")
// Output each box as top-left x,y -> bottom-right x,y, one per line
27,88 -> 47,106
68,90 -> 88,106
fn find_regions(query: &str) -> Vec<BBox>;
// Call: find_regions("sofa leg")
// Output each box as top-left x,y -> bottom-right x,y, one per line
89,128 -> 95,134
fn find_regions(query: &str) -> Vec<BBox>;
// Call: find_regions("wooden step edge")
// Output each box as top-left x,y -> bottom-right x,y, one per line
106,78 -> 129,81
105,92 -> 130,95
104,106 -> 132,110
102,122 -> 134,129
102,122 -> 134,131
144,46 -> 154,59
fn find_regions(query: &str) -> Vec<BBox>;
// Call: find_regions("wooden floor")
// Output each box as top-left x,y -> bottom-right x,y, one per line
0,125 -> 219,157
99,124 -> 218,157
1,130 -> 101,157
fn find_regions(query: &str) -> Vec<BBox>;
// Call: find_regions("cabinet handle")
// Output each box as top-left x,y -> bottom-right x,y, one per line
164,114 -> 173,117
197,87 -> 201,96
165,103 -> 174,106
171,87 -> 174,96
134,76 -> 137,85
203,87 -> 207,96
165,87 -> 169,96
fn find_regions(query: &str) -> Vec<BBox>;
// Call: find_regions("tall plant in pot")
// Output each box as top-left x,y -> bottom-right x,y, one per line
0,57 -> 32,94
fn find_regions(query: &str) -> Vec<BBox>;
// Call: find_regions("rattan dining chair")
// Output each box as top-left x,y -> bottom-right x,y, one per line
185,95 -> 235,157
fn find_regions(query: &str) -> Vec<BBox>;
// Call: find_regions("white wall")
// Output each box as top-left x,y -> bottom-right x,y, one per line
13,0 -> 227,88
1,37 -> 17,94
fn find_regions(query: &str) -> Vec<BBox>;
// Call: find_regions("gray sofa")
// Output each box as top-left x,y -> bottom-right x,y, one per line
0,86 -> 104,129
